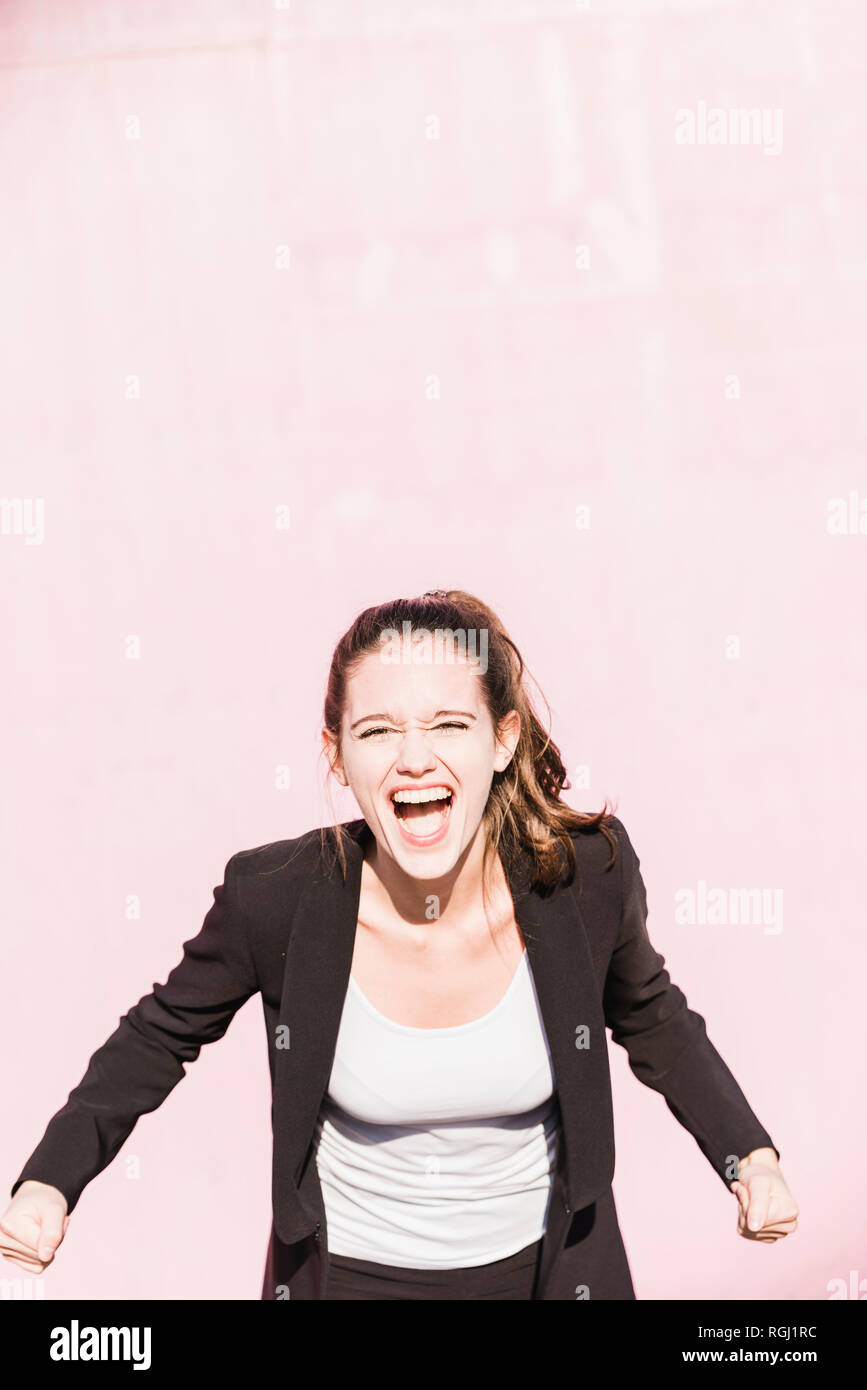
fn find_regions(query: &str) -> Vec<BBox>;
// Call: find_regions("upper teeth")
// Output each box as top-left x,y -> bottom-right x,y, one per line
391,787 -> 453,804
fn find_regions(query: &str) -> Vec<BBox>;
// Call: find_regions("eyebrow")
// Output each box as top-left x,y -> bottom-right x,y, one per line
350,709 -> 478,731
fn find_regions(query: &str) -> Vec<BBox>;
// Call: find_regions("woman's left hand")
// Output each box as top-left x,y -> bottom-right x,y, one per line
730,1148 -> 799,1242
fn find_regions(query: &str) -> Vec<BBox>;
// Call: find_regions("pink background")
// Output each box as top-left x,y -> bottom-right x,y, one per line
2,0 -> 865,1300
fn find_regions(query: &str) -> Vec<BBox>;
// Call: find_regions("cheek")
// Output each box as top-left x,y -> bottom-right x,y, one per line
346,749 -> 390,790
456,749 -> 495,793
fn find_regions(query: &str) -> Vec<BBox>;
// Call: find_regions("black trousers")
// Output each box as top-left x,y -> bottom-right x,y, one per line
324,1236 -> 544,1301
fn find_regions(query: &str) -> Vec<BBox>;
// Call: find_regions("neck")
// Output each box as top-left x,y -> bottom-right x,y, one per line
362,820 -> 510,927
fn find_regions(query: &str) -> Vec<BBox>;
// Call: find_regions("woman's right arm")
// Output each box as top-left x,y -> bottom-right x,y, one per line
1,853 -> 258,1271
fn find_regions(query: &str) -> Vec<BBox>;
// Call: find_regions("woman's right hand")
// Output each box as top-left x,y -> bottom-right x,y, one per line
0,1180 -> 69,1273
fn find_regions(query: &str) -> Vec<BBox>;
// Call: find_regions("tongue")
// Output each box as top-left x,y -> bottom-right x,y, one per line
395,798 -> 450,835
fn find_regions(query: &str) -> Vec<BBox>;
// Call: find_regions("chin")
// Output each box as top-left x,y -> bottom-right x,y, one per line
387,819 -> 478,878
393,846 -> 461,877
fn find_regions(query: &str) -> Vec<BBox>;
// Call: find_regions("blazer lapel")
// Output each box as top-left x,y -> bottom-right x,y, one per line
505,860 -> 615,1214
272,821 -> 367,1242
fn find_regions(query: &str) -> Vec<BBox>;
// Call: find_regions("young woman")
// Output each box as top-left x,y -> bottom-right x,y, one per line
2,590 -> 798,1299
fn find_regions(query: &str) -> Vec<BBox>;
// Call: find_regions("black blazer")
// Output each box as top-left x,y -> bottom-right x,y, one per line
11,815 -> 778,1299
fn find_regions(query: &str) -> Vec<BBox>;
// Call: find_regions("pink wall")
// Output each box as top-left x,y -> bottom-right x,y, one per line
2,0 -> 864,1300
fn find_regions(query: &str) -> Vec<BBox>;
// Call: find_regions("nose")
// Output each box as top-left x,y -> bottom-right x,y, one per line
394,727 -> 439,776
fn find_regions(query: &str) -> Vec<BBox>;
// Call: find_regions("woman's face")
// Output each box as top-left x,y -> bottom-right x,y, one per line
324,644 -> 519,881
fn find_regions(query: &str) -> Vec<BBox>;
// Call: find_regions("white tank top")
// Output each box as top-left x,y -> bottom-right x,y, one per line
312,948 -> 560,1268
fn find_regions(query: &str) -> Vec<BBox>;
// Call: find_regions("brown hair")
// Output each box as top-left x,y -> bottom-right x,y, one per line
319,589 -> 618,893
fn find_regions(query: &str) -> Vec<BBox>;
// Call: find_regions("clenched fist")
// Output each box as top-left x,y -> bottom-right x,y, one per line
0,1180 -> 70,1273
731,1148 -> 799,1243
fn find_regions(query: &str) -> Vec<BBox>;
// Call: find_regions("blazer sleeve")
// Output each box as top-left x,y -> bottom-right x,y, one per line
602,818 -> 779,1188
9,853 -> 258,1215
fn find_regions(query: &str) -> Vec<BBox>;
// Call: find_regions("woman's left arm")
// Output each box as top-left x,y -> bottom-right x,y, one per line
732,1146 -> 799,1242
602,817 -> 800,1243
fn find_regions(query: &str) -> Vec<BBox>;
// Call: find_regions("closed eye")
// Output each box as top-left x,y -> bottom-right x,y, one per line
359,721 -> 469,739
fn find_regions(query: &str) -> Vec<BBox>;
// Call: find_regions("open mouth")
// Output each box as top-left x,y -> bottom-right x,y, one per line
389,786 -> 454,842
